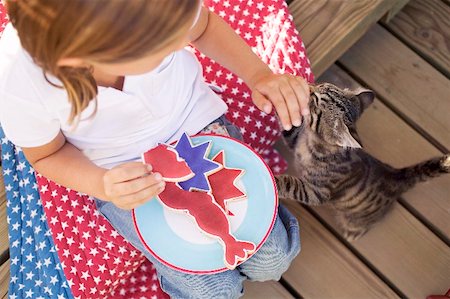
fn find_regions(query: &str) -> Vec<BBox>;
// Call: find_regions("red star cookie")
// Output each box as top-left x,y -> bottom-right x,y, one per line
208,151 -> 246,215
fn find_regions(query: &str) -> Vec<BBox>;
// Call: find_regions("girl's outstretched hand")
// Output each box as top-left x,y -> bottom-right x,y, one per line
249,72 -> 310,131
102,162 -> 165,210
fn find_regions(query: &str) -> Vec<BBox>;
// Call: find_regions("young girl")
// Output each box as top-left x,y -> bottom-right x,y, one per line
0,0 -> 309,297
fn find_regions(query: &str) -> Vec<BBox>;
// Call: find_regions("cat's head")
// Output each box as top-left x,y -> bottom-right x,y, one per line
283,82 -> 375,149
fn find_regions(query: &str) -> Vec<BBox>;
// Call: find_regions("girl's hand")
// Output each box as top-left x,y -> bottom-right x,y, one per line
102,162 -> 165,210
249,72 -> 310,131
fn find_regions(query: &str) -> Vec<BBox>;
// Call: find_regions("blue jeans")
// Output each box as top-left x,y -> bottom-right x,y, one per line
95,116 -> 301,298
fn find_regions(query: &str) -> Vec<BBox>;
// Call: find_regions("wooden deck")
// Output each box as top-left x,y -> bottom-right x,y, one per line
245,0 -> 450,298
1,0 -> 449,298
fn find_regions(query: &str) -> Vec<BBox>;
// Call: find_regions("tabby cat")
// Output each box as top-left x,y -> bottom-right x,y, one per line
276,82 -> 449,241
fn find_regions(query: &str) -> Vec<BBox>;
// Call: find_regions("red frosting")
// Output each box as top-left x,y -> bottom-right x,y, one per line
142,144 -> 194,182
208,151 -> 246,214
158,182 -> 255,269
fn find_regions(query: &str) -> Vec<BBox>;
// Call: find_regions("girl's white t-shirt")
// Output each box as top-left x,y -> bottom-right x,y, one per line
0,24 -> 227,168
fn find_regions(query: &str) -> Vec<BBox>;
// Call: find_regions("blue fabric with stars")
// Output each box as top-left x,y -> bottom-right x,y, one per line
1,127 -> 73,299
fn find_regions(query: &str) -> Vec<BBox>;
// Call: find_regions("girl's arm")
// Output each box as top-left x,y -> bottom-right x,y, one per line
189,7 -> 310,131
22,132 -> 165,210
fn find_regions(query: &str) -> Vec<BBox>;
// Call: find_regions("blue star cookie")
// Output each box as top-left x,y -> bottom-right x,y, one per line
174,133 -> 222,191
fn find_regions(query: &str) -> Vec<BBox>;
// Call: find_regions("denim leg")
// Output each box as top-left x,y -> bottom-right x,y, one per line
238,204 -> 300,282
201,115 -> 244,141
158,269 -> 245,299
95,200 -> 246,299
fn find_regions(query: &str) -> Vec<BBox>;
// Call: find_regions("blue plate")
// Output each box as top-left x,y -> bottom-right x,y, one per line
132,134 -> 278,274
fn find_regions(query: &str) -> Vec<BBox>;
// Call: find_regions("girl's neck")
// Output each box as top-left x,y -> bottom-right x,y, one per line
92,67 -> 124,91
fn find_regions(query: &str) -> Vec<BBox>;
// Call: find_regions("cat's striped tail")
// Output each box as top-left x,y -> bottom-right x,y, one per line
393,154 -> 450,191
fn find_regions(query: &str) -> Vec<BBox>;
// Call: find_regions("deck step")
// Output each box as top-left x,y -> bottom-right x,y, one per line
244,281 -> 294,299
339,24 -> 450,151
282,202 -> 399,299
382,0 -> 410,22
337,24 -> 450,243
289,0 -> 408,76
383,0 -> 450,77
0,260 -> 8,298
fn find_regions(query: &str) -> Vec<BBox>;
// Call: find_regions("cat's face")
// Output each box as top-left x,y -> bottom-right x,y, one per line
283,82 -> 375,149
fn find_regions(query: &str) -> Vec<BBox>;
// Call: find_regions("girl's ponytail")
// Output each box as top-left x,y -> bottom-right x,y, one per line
49,67 -> 98,126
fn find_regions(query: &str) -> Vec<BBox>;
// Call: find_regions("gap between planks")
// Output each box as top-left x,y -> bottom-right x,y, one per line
338,24 -> 450,152
382,0 -> 450,79
289,0 -> 403,76
280,200 -> 399,299
335,24 -> 450,242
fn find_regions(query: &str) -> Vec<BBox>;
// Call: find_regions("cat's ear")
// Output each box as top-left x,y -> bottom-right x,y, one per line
335,121 -> 362,149
354,88 -> 375,112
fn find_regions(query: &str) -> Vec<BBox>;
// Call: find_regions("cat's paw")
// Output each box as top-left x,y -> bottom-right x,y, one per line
343,229 -> 367,242
440,155 -> 450,172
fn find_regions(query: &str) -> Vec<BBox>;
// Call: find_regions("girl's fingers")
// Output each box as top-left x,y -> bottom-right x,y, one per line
279,81 -> 301,127
252,90 -> 273,114
115,181 -> 166,210
252,75 -> 311,130
268,90 -> 292,130
294,77 -> 311,115
255,84 -> 292,130
105,162 -> 152,183
111,172 -> 163,196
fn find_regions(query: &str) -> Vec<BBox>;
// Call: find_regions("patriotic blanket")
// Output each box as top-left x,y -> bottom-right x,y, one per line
0,0 -> 313,298
196,0 -> 314,173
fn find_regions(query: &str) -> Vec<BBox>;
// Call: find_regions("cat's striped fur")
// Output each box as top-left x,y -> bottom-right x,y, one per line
276,83 -> 450,241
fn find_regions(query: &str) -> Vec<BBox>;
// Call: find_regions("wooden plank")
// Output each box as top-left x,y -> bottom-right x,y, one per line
289,0 -> 400,76
339,24 -> 450,150
384,0 -> 450,77
281,201 -> 398,299
312,65 -> 450,297
382,0 -> 410,22
244,281 -> 293,299
0,260 -> 8,298
319,65 -> 450,241
317,203 -> 450,298
0,168 -> 7,257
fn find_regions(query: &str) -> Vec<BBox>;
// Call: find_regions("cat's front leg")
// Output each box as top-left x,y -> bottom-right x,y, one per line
275,174 -> 330,205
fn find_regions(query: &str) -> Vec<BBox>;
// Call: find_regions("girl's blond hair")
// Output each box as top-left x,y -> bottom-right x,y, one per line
6,0 -> 199,124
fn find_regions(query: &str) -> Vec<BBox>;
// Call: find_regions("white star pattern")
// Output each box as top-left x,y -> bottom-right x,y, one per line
1,128 -> 74,297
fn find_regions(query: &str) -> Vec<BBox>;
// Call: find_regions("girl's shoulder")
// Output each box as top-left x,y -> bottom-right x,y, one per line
0,24 -> 62,104
0,25 -> 63,148
0,24 -> 23,85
